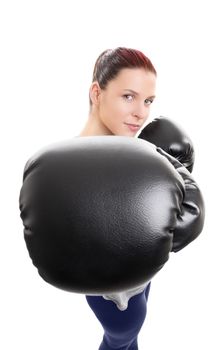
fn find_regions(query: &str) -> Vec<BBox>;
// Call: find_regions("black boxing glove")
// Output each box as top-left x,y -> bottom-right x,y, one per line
138,116 -> 195,172
19,136 -> 204,295
156,147 -> 205,252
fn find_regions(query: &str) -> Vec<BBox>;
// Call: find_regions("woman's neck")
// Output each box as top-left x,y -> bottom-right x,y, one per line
79,113 -> 113,137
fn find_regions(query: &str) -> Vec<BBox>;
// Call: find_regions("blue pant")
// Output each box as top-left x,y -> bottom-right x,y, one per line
86,282 -> 151,350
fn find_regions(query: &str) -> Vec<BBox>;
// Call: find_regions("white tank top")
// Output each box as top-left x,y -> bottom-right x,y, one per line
102,282 -> 149,311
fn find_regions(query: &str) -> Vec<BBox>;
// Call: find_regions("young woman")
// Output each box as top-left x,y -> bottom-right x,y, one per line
79,47 -> 157,350
19,46 -> 204,350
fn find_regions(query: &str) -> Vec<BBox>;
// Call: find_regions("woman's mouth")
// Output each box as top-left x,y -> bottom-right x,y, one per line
125,123 -> 140,132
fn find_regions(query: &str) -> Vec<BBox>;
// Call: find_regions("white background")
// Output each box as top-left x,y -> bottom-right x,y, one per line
0,1 -> 220,349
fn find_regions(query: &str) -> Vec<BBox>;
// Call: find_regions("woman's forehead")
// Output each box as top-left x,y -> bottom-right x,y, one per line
108,68 -> 156,93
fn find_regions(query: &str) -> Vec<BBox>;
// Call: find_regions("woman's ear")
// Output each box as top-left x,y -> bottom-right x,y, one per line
89,82 -> 101,106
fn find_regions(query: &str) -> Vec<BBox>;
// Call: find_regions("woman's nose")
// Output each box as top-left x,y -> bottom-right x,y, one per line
133,106 -> 149,121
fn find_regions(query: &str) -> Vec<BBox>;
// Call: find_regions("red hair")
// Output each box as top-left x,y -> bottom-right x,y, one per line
89,47 -> 157,106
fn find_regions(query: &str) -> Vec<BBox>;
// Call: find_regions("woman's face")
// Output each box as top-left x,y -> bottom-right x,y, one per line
93,68 -> 156,136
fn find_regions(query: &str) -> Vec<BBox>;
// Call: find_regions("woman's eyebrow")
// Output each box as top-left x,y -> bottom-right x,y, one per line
123,89 -> 155,99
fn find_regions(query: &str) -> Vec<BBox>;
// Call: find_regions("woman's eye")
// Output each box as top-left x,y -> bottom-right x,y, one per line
123,94 -> 134,101
145,99 -> 153,105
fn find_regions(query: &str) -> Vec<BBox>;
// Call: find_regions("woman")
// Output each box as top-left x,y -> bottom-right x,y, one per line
79,47 -> 157,350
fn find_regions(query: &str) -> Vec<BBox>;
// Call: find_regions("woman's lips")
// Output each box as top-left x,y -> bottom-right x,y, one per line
125,123 -> 140,132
